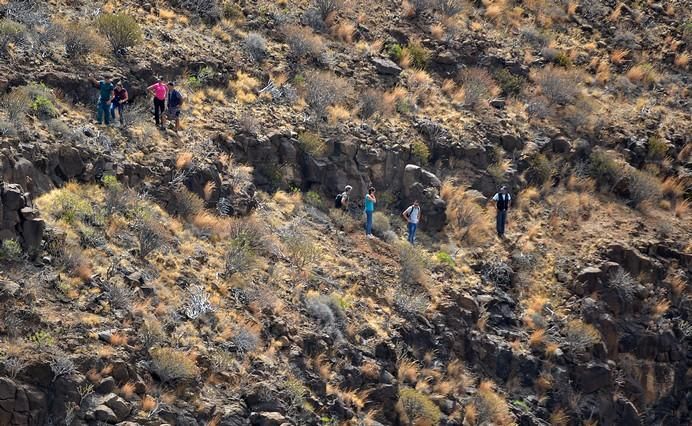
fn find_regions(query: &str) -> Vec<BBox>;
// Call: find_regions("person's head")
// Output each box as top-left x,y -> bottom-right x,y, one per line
368,187 -> 375,195
103,75 -> 112,83
167,81 -> 176,89
344,185 -> 352,193
500,185 -> 508,194
116,81 -> 123,89
413,200 -> 419,207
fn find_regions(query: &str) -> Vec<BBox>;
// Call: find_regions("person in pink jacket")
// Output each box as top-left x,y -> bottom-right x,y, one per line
147,77 -> 168,129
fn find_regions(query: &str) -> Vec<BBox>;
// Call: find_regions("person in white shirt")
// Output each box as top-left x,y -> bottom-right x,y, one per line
402,200 -> 422,244
491,186 -> 511,238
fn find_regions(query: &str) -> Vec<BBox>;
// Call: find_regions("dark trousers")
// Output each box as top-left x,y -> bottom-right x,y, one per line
496,210 -> 507,236
407,222 -> 417,244
111,102 -> 124,125
153,98 -> 165,126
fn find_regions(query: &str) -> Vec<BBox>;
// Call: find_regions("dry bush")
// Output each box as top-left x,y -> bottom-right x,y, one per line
139,316 -> 165,350
330,209 -> 357,232
244,32 -> 267,62
397,388 -> 441,425
403,0 -> 433,18
282,229 -> 320,268
173,188 -> 204,219
674,52 -> 689,68
297,131 -> 327,156
174,0 -> 221,21
535,66 -> 581,105
372,211 -> 391,237
442,182 -> 491,245
303,70 -> 351,118
63,22 -> 105,61
610,48 -> 629,65
134,217 -> 169,259
435,0 -> 464,16
229,71 -> 260,103
564,319 -> 601,353
313,0 -> 344,20
149,347 -> 199,383
627,169 -> 662,207
332,21 -> 355,43
457,68 -> 498,110
283,25 -> 325,60
626,63 -> 658,87
0,19 -> 27,57
398,243 -> 427,285
1,88 -> 30,121
475,380 -> 514,425
223,240 -> 255,276
95,13 -> 142,53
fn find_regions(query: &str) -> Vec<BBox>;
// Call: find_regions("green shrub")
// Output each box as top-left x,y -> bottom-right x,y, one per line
411,140 -> 430,164
29,330 -> 55,350
494,69 -> 524,96
397,388 -> 441,425
388,43 -> 403,62
305,190 -> 323,208
283,230 -> 320,268
175,0 -> 222,21
458,67 -> 498,110
526,153 -> 554,185
150,347 -> 199,382
53,190 -> 94,224
436,251 -> 455,267
303,70 -> 351,118
298,131 -> 327,156
646,136 -> 668,161
96,13 -> 142,53
30,96 -> 58,120
0,239 -> 23,261
589,150 -> 627,189
0,19 -> 26,56
554,51 -> 572,67
404,40 -> 430,69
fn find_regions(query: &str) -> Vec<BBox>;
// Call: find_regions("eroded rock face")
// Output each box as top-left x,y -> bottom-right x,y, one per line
0,182 -> 44,254
0,378 -> 47,426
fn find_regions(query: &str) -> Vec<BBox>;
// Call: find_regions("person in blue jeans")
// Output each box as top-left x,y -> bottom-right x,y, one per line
364,187 -> 376,237
491,186 -> 512,238
89,75 -> 114,125
402,200 -> 422,244
110,81 -> 128,126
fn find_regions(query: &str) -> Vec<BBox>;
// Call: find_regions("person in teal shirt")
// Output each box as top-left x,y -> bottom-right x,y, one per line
364,187 -> 376,237
89,75 -> 114,125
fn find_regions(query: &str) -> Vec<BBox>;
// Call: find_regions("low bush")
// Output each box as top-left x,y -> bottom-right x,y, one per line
0,119 -> 16,136
435,0 -> 463,16
223,240 -> 255,276
244,32 -> 267,62
397,388 -> 441,425
372,211 -> 391,236
173,188 -> 204,219
627,169 -> 662,207
96,13 -> 142,53
313,0 -> 344,20
494,69 -> 524,97
282,230 -> 320,268
458,68 -> 498,110
475,381 -> 514,425
404,39 -> 430,69
564,319 -> 601,353
283,25 -> 325,61
174,0 -> 222,21
0,19 -> 27,57
298,131 -> 327,156
359,89 -> 391,119
30,95 -> 57,120
526,153 -> 554,185
303,70 -> 351,118
535,66 -> 580,105
399,243 -> 426,285
63,22 -> 105,61
403,0 -> 433,18
222,2 -> 244,20
0,239 -> 23,261
411,140 -> 430,164
1,88 -> 30,121
149,347 -> 199,383
646,136 -> 668,161
134,217 -> 169,259
436,251 -> 455,267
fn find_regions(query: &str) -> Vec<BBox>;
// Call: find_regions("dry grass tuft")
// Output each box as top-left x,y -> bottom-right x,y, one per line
229,71 -> 260,104
332,22 -> 355,43
674,52 -> 689,68
176,152 -> 193,170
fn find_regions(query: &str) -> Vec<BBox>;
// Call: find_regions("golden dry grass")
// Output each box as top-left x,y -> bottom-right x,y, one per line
332,22 -> 355,43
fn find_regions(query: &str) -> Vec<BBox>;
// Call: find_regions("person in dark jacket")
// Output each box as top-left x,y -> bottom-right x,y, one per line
166,81 -> 184,132
110,81 -> 128,126
88,75 -> 114,126
490,186 -> 512,238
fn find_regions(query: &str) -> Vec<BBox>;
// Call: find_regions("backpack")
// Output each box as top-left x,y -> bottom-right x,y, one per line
334,193 -> 343,208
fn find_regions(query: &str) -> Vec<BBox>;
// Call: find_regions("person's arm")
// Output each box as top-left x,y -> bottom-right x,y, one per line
402,207 -> 410,221
88,77 -> 98,88
107,89 -> 114,103
121,90 -> 129,103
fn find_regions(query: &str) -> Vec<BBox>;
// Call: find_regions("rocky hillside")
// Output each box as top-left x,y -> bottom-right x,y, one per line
0,0 -> 690,425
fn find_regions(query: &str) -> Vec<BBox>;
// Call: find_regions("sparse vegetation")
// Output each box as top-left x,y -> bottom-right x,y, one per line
96,13 -> 143,53
149,347 -> 199,383
397,388 -> 441,425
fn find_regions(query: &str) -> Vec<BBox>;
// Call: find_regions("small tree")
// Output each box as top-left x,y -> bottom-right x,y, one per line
96,13 -> 142,54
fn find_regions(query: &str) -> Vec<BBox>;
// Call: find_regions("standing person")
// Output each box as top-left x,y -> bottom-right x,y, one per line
89,75 -> 114,126
364,187 -> 376,237
402,200 -> 422,244
491,186 -> 512,238
335,185 -> 352,209
110,81 -> 129,126
166,82 -> 184,133
147,77 -> 168,129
